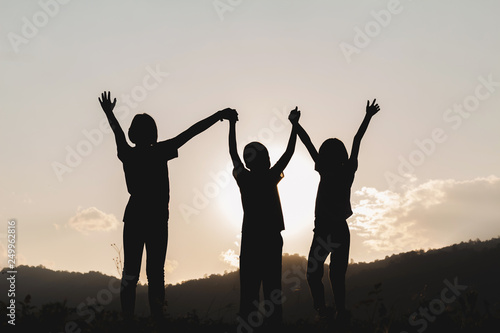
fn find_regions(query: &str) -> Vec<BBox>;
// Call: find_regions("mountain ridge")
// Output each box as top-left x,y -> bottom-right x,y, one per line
1,236 -> 499,326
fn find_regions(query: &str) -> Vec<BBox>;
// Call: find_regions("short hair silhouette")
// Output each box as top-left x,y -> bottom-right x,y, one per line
128,113 -> 158,146
317,138 -> 348,169
243,141 -> 271,171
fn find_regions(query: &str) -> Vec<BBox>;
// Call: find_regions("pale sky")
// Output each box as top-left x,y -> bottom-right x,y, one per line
1,0 -> 499,284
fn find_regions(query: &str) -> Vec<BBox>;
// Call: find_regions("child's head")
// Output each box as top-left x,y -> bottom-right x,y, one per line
128,113 -> 158,146
243,142 -> 270,171
318,138 -> 348,168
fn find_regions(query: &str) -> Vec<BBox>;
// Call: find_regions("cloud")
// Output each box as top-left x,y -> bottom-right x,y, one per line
351,175 -> 500,256
67,207 -> 119,234
220,249 -> 239,268
165,259 -> 178,274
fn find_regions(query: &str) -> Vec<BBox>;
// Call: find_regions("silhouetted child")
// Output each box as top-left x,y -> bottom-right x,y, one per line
290,99 -> 380,321
228,108 -> 299,330
98,91 -> 236,321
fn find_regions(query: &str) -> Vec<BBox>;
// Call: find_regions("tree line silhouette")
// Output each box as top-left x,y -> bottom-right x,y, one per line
1,237 -> 499,332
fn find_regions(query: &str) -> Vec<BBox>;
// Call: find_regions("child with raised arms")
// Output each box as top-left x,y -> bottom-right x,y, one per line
98,91 -> 236,322
290,99 -> 380,322
228,107 -> 299,330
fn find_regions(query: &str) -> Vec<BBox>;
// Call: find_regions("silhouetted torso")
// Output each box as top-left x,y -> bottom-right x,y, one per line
314,158 -> 357,233
118,140 -> 178,223
234,167 -> 285,234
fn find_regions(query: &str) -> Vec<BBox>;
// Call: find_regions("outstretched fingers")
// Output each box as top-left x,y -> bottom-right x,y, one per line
98,91 -> 116,112
366,98 -> 380,115
99,91 -> 108,104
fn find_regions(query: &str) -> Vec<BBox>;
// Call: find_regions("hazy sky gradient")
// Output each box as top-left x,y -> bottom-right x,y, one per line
1,0 -> 499,284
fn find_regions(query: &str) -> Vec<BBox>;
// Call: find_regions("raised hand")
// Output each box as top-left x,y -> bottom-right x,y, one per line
99,91 -> 116,114
366,99 -> 380,117
219,108 -> 238,123
288,106 -> 301,124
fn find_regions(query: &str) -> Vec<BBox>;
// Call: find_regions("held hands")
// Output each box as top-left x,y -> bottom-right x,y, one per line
99,91 -> 116,114
288,106 -> 301,124
219,108 -> 238,123
366,99 -> 380,117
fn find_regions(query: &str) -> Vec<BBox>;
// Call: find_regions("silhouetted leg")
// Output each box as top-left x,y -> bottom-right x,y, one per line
121,223 -> 144,318
307,233 -> 330,311
262,233 -> 283,327
145,222 -> 168,319
239,233 -> 262,324
329,224 -> 350,313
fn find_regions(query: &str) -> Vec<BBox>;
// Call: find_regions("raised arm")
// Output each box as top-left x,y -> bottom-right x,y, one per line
228,114 -> 243,172
273,108 -> 299,173
170,108 -> 236,149
99,91 -> 128,151
289,107 -> 319,163
350,99 -> 380,161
